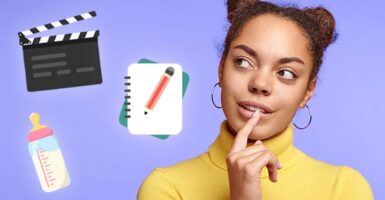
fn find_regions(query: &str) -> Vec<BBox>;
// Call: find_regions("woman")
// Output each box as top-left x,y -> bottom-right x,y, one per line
137,0 -> 374,199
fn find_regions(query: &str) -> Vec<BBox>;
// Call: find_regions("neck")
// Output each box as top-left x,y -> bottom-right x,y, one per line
225,121 -> 287,144
208,120 -> 304,176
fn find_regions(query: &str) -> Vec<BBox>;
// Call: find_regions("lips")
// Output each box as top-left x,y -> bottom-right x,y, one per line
238,101 -> 273,114
237,101 -> 273,119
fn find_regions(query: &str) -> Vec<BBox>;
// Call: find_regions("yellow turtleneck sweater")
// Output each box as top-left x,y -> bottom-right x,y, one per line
137,121 -> 373,199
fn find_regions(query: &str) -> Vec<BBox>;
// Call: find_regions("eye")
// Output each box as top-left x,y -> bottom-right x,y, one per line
234,58 -> 252,69
278,68 -> 297,80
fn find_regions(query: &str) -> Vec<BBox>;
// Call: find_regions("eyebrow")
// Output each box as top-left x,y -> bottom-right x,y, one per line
278,57 -> 305,65
234,44 -> 257,58
233,44 -> 305,66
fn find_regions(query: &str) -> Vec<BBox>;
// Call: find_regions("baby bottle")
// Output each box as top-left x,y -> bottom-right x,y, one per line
27,113 -> 70,192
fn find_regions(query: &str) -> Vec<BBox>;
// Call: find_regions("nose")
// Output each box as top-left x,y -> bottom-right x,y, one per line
249,69 -> 272,95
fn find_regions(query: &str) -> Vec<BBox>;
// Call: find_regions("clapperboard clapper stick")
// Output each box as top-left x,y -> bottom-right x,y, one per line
18,11 -> 103,91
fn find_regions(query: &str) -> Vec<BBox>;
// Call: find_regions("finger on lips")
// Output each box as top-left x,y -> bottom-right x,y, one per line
230,111 -> 261,154
228,109 -> 282,183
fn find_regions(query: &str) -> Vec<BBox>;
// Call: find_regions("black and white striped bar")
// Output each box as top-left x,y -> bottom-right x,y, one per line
23,30 -> 99,45
19,11 -> 96,37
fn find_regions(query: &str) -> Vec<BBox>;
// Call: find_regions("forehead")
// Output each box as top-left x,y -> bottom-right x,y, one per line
231,14 -> 312,65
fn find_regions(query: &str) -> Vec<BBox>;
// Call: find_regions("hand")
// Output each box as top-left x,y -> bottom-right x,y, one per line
226,111 -> 282,200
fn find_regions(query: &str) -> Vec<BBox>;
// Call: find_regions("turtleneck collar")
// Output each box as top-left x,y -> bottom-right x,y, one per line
208,120 -> 304,178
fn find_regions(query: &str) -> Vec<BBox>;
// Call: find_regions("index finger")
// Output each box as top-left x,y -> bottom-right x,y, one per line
229,111 -> 261,154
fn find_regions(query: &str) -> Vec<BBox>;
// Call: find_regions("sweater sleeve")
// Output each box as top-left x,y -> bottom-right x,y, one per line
337,166 -> 374,200
137,169 -> 181,200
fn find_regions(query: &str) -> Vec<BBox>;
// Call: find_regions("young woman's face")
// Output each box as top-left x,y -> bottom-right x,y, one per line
219,14 -> 317,140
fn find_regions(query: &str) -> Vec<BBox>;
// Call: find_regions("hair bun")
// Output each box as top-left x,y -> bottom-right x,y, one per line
227,0 -> 260,22
304,7 -> 337,48
227,0 -> 238,21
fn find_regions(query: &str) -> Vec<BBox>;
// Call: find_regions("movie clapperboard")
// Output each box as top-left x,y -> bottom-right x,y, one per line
18,11 -> 102,91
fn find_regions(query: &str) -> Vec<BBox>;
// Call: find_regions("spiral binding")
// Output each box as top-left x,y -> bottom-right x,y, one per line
124,76 -> 131,118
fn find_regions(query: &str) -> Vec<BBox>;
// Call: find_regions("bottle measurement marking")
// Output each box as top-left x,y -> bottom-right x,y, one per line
36,147 -> 56,188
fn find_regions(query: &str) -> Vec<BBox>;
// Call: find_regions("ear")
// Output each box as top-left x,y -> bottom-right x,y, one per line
299,78 -> 317,108
218,56 -> 226,87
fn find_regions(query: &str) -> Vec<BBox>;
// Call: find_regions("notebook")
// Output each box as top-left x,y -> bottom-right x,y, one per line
125,63 -> 183,135
119,58 -> 190,140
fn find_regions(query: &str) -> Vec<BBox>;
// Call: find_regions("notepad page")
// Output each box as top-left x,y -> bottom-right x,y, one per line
126,63 -> 182,135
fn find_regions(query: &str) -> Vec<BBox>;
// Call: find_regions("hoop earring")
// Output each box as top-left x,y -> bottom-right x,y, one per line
211,82 -> 222,109
292,104 -> 312,130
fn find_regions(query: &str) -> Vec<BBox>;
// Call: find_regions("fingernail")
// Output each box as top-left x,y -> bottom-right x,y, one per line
277,162 -> 283,169
252,110 -> 260,117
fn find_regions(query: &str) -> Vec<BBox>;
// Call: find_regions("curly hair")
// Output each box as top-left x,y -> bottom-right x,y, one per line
222,0 -> 338,81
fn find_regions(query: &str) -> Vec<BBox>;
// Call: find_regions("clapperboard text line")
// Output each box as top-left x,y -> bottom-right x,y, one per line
18,11 -> 98,46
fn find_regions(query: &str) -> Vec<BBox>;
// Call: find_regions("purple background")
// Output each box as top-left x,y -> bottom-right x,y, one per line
1,0 -> 384,199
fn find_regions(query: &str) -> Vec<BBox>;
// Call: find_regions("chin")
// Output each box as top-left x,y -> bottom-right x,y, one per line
248,124 -> 274,140
226,114 -> 275,140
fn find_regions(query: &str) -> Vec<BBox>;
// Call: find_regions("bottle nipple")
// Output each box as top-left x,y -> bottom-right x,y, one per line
29,112 -> 47,132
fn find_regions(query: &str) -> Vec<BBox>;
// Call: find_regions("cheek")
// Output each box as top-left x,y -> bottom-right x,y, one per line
274,85 -> 306,117
221,68 -> 247,102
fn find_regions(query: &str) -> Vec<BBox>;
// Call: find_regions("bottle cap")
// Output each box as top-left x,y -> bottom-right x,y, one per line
28,113 -> 53,142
